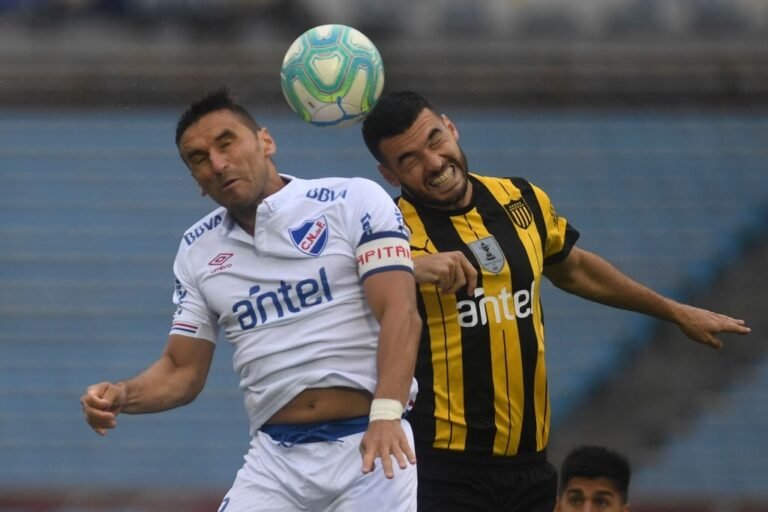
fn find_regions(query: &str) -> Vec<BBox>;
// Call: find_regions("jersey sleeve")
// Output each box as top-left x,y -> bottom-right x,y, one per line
348,178 -> 413,281
530,182 -> 580,265
169,243 -> 219,343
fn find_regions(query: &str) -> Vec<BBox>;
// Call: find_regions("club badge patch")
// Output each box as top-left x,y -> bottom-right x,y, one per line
468,236 -> 506,274
289,216 -> 329,256
505,198 -> 533,229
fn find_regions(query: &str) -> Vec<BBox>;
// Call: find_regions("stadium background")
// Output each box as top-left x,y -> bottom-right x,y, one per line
0,0 -> 766,510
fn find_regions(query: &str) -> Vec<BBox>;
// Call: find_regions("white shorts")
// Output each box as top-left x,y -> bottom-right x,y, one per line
217,419 -> 417,512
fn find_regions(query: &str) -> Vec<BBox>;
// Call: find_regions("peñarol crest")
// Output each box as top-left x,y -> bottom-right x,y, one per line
505,198 -> 533,229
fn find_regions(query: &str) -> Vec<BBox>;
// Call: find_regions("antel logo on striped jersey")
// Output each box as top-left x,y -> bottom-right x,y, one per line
456,281 -> 535,327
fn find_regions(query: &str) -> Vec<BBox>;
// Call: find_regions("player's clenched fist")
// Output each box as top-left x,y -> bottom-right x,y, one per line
413,251 -> 477,295
80,381 -> 127,436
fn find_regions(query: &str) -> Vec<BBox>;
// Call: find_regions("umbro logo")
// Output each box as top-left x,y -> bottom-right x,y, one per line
209,253 -> 234,274
209,253 -> 233,266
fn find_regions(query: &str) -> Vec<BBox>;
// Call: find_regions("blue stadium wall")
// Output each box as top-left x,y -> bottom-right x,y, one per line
1,108 -> 766,504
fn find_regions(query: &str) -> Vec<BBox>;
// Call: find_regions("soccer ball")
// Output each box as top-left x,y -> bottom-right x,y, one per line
280,24 -> 384,128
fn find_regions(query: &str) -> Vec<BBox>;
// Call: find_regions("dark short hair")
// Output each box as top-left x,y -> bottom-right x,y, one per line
175,88 -> 261,146
361,90 -> 438,163
559,445 -> 631,502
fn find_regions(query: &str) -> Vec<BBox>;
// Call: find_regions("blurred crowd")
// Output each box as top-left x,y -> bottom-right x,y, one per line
1,0 -> 767,39
0,0 -> 765,107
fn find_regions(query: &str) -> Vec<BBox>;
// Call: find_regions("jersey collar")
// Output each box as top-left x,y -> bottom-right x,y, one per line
220,173 -> 300,244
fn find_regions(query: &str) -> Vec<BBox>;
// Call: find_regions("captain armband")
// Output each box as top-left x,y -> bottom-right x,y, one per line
369,398 -> 404,422
355,233 -> 413,280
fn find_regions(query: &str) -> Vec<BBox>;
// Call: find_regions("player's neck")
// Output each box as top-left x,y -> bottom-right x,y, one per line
230,174 -> 288,235
231,208 -> 257,236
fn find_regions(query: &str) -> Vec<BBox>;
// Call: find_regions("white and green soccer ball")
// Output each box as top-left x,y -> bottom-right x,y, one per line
280,24 -> 384,127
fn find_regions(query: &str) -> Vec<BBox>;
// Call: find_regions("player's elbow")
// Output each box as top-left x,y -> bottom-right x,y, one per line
175,382 -> 203,407
171,368 -> 208,407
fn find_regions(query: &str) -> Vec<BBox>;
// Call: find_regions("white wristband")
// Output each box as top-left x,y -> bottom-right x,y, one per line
369,398 -> 404,422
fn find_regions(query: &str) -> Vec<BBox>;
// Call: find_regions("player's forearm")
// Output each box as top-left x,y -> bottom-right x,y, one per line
584,275 -> 677,321
374,306 -> 421,405
412,254 -> 438,284
552,249 -> 678,321
118,355 -> 205,414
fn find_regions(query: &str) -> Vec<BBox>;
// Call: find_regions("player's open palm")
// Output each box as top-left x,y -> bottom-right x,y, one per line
675,303 -> 751,349
359,419 -> 416,479
80,381 -> 127,436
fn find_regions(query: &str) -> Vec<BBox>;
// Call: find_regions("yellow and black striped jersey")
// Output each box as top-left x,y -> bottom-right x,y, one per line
398,174 -> 579,457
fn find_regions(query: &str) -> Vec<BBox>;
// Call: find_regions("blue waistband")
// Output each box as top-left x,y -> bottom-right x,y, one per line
260,415 -> 369,446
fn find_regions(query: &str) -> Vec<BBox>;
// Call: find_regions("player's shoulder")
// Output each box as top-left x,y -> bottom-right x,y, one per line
472,173 -> 550,196
290,175 -> 392,202
295,175 -> 385,190
178,206 -> 228,250
472,173 -> 531,188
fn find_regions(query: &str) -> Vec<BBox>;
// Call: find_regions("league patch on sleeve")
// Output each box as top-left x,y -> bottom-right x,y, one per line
355,232 -> 413,280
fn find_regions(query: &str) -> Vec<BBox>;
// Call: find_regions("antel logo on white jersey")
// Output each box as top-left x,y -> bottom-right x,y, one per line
231,267 -> 333,330
456,281 -> 535,327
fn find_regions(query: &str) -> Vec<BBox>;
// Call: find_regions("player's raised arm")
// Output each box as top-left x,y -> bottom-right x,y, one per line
358,268 -> 421,478
80,334 -> 215,435
543,246 -> 751,349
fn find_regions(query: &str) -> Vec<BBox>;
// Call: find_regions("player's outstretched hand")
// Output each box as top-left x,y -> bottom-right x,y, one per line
359,419 -> 416,479
674,303 -> 751,349
413,251 -> 477,295
80,381 -> 127,436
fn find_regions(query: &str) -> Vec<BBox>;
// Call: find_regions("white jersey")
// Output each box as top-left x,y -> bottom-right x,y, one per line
170,175 -> 417,433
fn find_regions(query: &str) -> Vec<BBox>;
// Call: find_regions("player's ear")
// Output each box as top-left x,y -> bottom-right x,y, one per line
377,164 -> 401,187
442,114 -> 459,142
258,127 -> 277,157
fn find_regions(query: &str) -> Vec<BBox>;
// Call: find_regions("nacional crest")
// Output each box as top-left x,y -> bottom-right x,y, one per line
468,236 -> 506,274
505,198 -> 533,229
289,216 -> 329,256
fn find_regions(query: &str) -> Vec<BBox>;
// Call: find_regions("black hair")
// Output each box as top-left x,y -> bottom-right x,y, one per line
361,90 -> 439,163
559,445 -> 631,502
175,88 -> 261,146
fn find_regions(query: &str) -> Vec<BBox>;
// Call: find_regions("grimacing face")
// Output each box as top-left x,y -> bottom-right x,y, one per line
377,108 -> 471,210
178,109 -> 280,219
556,477 -> 629,512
